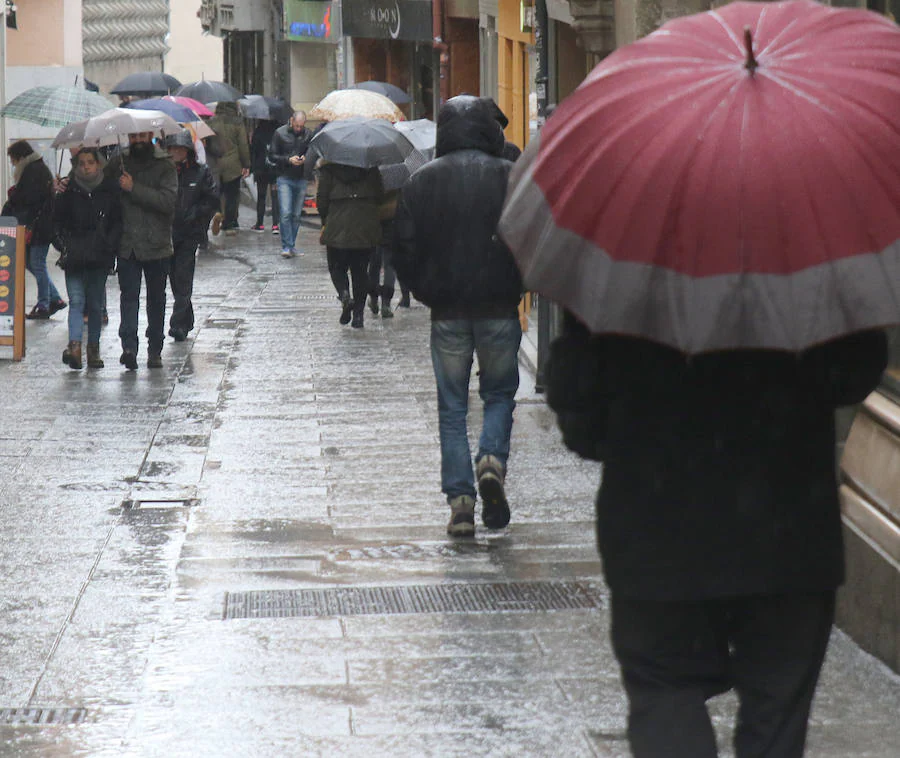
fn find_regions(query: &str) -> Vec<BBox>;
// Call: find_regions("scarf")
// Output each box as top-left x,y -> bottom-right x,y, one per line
73,168 -> 105,193
13,151 -> 42,183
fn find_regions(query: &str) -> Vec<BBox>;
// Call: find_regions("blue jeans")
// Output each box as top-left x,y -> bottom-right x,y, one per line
65,268 -> 107,343
430,318 -> 521,501
276,176 -> 307,252
26,244 -> 61,309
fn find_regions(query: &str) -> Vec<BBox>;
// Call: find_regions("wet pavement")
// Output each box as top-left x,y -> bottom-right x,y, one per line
2,213 -> 900,757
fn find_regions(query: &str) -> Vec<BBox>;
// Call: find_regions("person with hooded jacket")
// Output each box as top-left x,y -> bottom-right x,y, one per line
164,130 -> 219,342
393,95 -> 523,537
544,318 -> 888,757
105,130 -> 177,370
207,101 -> 250,234
52,148 -> 122,370
317,162 -> 384,328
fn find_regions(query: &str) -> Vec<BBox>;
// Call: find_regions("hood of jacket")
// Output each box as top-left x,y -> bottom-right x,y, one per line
214,100 -> 242,122
435,96 -> 505,159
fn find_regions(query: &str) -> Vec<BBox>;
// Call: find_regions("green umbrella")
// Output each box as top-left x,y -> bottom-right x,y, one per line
1,85 -> 112,128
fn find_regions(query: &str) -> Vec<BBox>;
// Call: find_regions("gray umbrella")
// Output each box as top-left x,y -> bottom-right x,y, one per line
394,119 -> 436,161
350,81 -> 411,105
310,117 -> 423,169
111,72 -> 182,97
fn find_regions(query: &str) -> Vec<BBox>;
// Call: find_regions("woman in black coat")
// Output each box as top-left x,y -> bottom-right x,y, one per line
2,140 -> 65,318
52,149 -> 122,370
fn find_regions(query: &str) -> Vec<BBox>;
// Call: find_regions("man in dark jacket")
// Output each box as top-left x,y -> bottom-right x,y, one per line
249,119 -> 280,234
545,322 -> 889,757
164,130 -> 219,342
394,95 -> 523,537
269,111 -> 312,257
107,130 -> 177,370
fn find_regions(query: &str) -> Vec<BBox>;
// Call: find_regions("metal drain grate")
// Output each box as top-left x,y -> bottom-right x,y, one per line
204,318 -> 242,329
121,498 -> 198,510
0,708 -> 87,725
223,581 -> 604,620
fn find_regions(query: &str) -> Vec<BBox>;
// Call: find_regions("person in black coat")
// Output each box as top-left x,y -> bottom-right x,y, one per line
52,148 -> 122,369
164,130 -> 219,342
545,319 -> 889,758
394,95 -> 523,537
249,119 -> 280,233
2,140 -> 66,318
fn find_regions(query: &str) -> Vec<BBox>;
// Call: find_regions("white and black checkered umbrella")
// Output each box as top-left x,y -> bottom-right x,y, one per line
1,85 -> 113,128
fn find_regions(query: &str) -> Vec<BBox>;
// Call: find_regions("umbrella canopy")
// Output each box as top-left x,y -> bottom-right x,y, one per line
499,0 -> 900,354
350,81 -> 411,105
311,118 -> 426,190
164,96 -> 213,118
123,98 -> 200,122
309,90 -> 403,124
394,119 -> 435,161
238,95 -> 292,122
110,72 -> 182,97
53,108 -> 182,149
0,85 -> 112,128
176,80 -> 242,104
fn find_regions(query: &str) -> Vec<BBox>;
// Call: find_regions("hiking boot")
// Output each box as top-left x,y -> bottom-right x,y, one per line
351,312 -> 364,329
25,304 -> 50,320
86,343 -> 104,369
250,223 -> 265,232
447,495 -> 476,537
477,455 -> 510,529
339,291 -> 353,325
381,303 -> 394,319
368,293 -> 379,315
119,350 -> 138,371
147,352 -> 163,369
63,341 -> 82,369
211,212 -> 223,235
49,298 -> 68,315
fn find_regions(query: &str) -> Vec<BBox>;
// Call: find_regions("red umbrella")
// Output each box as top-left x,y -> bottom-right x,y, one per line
163,95 -> 213,118
500,0 -> 900,354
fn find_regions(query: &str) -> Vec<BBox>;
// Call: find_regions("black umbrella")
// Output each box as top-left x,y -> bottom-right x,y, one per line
350,81 -> 411,105
310,118 -> 426,190
110,72 -> 182,97
176,80 -> 243,105
238,95 -> 292,122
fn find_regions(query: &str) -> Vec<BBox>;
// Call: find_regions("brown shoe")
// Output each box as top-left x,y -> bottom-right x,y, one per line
86,343 -> 104,369
63,341 -> 82,370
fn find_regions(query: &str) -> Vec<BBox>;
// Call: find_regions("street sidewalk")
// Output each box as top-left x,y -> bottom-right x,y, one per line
0,214 -> 898,757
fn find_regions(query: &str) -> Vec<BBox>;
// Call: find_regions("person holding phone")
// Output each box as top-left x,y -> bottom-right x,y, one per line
269,111 -> 312,258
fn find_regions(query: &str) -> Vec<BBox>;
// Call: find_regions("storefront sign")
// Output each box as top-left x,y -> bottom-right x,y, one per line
284,1 -> 341,43
342,0 -> 433,42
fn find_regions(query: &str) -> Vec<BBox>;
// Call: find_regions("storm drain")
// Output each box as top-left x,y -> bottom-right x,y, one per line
121,498 -> 198,510
223,581 -> 604,620
204,318 -> 242,329
0,708 -> 87,725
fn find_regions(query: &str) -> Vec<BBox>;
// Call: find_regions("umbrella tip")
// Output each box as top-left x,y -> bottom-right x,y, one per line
743,26 -> 759,74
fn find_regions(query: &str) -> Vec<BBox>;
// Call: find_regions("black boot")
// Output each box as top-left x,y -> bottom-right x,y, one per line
339,291 -> 352,325
380,286 -> 393,318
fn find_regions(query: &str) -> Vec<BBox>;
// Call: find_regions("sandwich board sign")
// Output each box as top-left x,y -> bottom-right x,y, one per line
0,218 -> 26,360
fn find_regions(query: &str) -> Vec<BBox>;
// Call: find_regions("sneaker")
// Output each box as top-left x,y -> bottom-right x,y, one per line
49,298 -> 67,315
339,291 -> 353,325
119,350 -> 138,371
447,495 -> 476,537
250,223 -> 265,232
477,455 -> 510,529
211,212 -> 223,236
147,352 -> 163,369
281,248 -> 294,259
351,312 -> 364,329
25,305 -> 50,320
271,224 -> 280,235
168,328 -> 188,342
290,248 -> 304,256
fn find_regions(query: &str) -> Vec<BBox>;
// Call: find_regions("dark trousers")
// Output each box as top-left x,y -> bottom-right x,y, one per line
368,244 -> 396,303
169,239 -> 197,333
610,591 -> 835,758
255,175 -> 280,227
117,255 -> 169,354
327,247 -> 372,316
221,177 -> 241,230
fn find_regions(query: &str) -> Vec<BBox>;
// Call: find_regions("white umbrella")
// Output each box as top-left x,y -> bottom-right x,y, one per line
52,108 -> 181,148
309,90 -> 404,124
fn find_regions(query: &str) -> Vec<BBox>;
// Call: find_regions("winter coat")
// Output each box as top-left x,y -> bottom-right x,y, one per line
52,175 -> 122,270
207,101 -> 250,182
250,120 -> 278,179
393,96 -> 523,321
173,158 -> 219,247
316,164 -> 383,250
269,123 -> 313,180
546,326 -> 889,602
2,156 -> 54,246
106,145 -> 177,261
